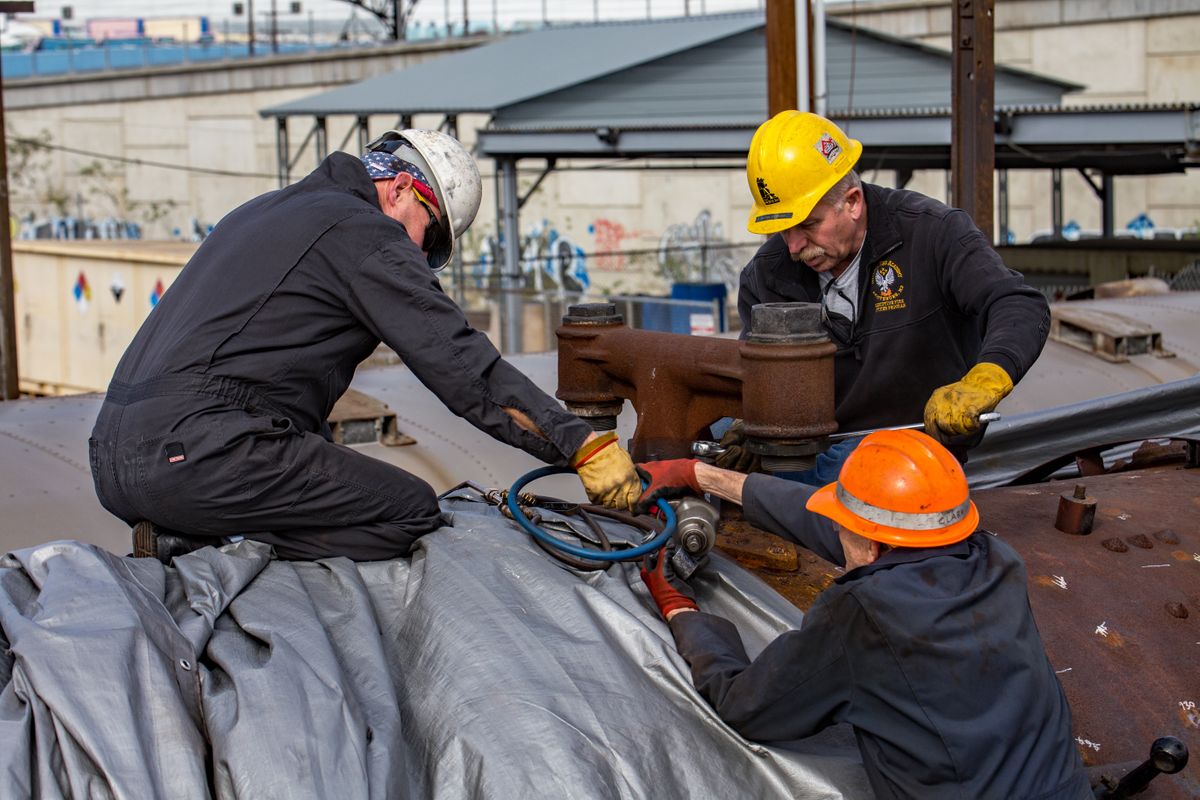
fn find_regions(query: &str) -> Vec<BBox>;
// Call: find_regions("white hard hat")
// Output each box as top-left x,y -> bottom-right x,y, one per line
364,128 -> 482,271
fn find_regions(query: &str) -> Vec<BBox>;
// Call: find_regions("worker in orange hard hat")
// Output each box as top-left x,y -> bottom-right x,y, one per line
633,431 -> 1090,799
717,111 -> 1050,483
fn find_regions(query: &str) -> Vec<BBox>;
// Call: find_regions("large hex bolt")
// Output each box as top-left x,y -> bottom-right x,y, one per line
1054,484 -> 1097,535
740,302 -> 837,471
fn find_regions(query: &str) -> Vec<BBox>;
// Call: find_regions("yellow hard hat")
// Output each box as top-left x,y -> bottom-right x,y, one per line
746,110 -> 863,235
805,429 -> 979,548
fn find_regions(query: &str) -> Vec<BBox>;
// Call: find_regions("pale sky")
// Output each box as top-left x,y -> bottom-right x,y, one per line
30,1 -> 777,30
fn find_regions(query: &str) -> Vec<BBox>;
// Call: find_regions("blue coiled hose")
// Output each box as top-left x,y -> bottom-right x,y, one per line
506,465 -> 676,562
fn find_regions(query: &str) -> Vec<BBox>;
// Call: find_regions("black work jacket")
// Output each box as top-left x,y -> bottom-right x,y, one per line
106,153 -> 590,464
736,184 -> 1050,432
670,475 -> 1090,800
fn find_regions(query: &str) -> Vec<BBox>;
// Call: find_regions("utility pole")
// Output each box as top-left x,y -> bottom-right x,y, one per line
765,0 -> 797,115
951,0 -> 995,241
0,2 -> 35,401
270,0 -> 278,54
248,0 -> 256,55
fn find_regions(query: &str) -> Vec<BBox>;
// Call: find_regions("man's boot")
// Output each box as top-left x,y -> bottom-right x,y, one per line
131,521 -> 214,564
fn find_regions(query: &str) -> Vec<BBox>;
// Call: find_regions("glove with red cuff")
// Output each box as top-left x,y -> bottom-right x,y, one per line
633,458 -> 703,515
640,547 -> 698,621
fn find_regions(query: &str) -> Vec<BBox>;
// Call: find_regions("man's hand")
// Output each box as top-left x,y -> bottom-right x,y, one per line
923,362 -> 1013,441
634,459 -> 702,514
572,432 -> 641,511
640,547 -> 698,621
712,419 -> 761,473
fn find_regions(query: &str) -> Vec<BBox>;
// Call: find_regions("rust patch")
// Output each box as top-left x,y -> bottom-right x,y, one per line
1165,602 -> 1189,619
1171,550 -> 1194,562
1101,537 -> 1129,553
1125,534 -> 1154,549
1033,575 -> 1063,589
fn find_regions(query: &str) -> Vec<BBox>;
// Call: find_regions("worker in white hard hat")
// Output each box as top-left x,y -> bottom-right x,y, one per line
635,431 -> 1091,799
90,130 -> 641,562
717,111 -> 1051,482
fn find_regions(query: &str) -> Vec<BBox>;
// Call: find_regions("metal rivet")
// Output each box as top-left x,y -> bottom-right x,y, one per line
179,658 -> 192,671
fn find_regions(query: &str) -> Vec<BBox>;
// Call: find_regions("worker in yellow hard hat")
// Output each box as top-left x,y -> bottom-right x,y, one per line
633,431 -> 1090,799
717,111 -> 1050,481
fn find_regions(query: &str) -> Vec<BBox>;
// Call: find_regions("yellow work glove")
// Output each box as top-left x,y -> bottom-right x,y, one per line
572,431 -> 642,512
713,419 -> 761,474
923,362 -> 1013,442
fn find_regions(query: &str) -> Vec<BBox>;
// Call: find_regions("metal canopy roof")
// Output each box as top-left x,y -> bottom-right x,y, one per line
259,12 -> 1075,123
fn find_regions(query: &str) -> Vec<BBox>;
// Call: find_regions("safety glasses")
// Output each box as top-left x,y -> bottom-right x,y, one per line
411,188 -> 449,254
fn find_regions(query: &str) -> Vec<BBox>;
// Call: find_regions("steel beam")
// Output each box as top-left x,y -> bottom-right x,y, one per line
951,0 -> 995,241
499,158 -> 524,354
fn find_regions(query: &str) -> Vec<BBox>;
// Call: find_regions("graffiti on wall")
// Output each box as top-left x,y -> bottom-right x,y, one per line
19,214 -> 143,241
658,210 -> 741,294
474,219 -> 590,296
588,218 -> 635,272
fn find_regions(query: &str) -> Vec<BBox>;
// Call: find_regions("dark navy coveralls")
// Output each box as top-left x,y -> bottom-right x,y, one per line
89,153 -> 592,560
670,475 -> 1091,799
737,183 -> 1050,434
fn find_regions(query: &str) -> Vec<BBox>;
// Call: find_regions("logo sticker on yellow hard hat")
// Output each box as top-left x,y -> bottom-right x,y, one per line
815,133 -> 843,164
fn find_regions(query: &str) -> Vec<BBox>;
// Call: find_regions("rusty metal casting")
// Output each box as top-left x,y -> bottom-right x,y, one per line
1055,483 -> 1098,535
556,302 -> 837,461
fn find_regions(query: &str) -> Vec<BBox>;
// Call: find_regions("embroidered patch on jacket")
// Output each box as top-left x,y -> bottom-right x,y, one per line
165,441 -> 187,464
757,178 -> 781,205
871,260 -> 907,312
815,133 -> 842,164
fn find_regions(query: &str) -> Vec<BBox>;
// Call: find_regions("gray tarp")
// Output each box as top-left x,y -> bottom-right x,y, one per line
0,492 -> 870,799
966,376 -> 1200,489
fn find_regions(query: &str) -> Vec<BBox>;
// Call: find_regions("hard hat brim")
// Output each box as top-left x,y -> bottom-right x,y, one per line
805,480 -> 979,548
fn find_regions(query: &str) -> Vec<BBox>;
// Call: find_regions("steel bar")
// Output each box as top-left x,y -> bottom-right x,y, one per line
951,0 -> 995,240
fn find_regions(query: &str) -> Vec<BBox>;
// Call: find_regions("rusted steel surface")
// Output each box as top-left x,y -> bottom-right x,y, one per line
972,466 -> 1198,796
951,0 -> 995,240
717,518 -> 841,611
557,304 -> 837,461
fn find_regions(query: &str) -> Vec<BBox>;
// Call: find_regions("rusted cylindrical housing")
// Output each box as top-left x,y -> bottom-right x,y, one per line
739,303 -> 837,444
557,303 -> 627,428
1054,483 -> 1097,535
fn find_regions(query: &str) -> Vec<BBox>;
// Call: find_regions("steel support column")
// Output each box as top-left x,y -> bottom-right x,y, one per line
765,0 -> 798,115
315,116 -> 328,163
499,158 -> 524,354
1052,168 -> 1063,238
998,168 -> 1009,244
1101,173 -> 1115,238
356,115 -> 370,153
275,116 -> 289,187
951,0 -> 994,241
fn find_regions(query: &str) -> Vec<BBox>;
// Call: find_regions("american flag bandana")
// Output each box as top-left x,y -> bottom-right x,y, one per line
360,151 -> 441,211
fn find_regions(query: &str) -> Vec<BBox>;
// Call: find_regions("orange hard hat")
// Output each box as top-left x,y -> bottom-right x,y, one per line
805,429 -> 978,547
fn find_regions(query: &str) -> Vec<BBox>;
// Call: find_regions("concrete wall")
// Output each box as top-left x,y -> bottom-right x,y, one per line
5,39 -> 477,239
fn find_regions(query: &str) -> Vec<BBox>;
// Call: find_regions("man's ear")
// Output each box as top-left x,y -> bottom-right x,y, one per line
867,540 -> 883,564
391,171 -> 414,197
844,186 -> 865,220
